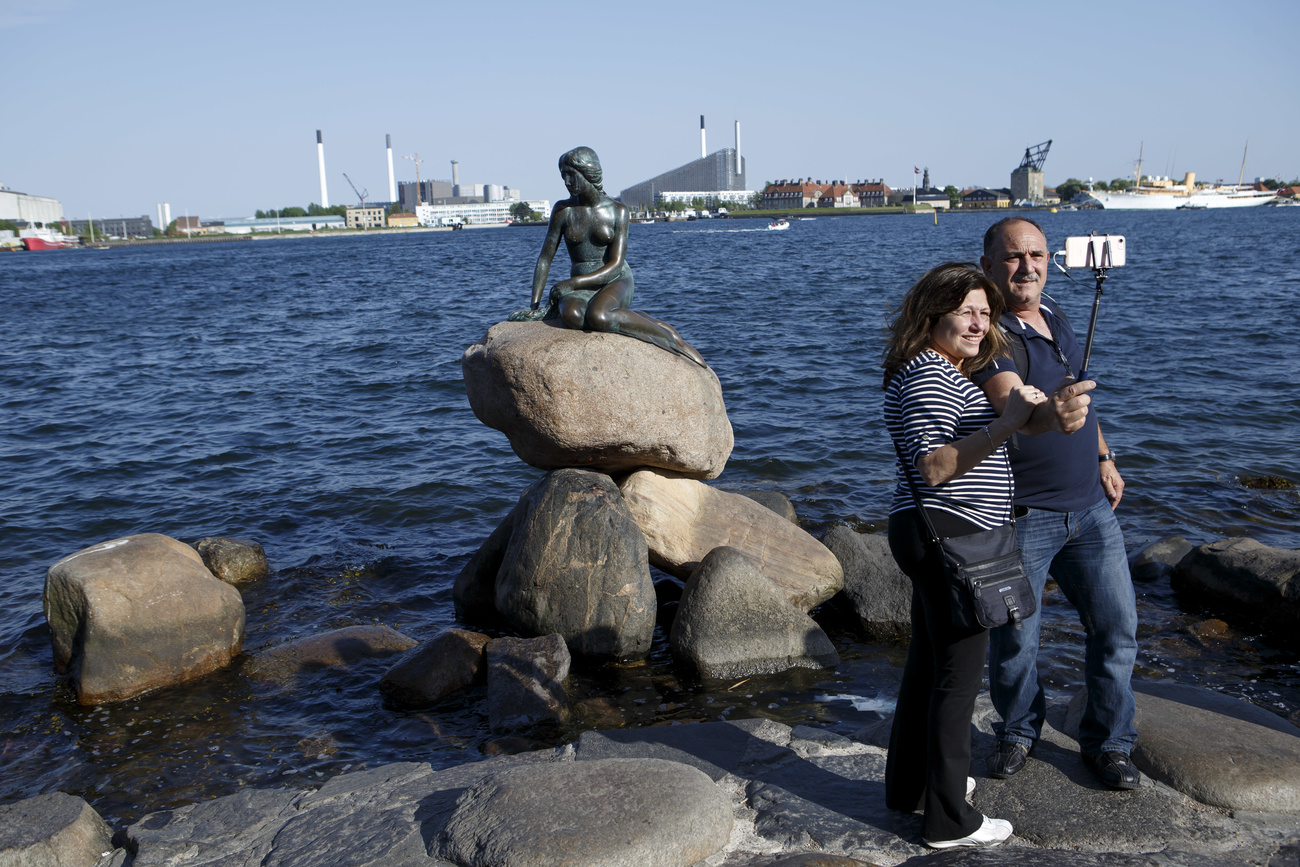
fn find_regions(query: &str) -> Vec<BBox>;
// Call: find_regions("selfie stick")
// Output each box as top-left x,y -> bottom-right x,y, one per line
1078,236 -> 1116,382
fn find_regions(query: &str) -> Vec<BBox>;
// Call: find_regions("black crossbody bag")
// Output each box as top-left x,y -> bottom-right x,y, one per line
894,442 -> 1036,630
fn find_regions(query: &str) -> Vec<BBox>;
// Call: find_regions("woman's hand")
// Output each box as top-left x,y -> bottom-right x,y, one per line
1003,384 -> 1048,429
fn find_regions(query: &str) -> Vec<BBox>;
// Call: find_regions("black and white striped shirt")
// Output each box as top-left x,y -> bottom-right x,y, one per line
884,350 -> 1014,529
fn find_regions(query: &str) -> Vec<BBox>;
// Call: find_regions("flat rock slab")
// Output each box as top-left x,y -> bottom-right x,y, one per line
619,469 -> 843,611
0,791 -> 113,867
1130,681 -> 1300,813
1173,537 -> 1300,631
462,320 -> 733,479
43,533 -> 245,704
434,758 -> 733,866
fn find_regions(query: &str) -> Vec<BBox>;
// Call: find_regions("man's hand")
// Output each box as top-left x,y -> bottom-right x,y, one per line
1101,460 -> 1124,509
1049,377 -> 1094,435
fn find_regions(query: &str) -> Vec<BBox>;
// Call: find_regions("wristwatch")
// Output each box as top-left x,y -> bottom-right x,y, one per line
1099,452 -> 1115,463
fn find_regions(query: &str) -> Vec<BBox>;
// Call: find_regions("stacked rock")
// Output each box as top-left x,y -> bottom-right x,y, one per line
460,321 -> 844,678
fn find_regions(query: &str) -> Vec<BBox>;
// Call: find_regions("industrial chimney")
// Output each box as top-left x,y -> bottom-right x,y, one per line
452,160 -> 460,196
386,134 -> 396,204
316,130 -> 329,208
734,120 -> 741,172
700,115 -> 706,159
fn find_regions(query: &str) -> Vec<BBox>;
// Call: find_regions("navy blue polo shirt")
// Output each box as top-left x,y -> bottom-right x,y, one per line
972,298 -> 1106,512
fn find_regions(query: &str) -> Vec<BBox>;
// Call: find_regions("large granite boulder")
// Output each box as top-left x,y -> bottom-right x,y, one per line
0,792 -> 113,867
462,320 -> 733,479
496,469 -> 655,660
1129,534 -> 1194,583
486,634 -> 570,735
1172,537 -> 1300,630
670,546 -> 839,680
820,526 -> 911,643
43,533 -> 245,705
378,628 -> 491,708
619,468 -> 843,611
435,758 -> 733,867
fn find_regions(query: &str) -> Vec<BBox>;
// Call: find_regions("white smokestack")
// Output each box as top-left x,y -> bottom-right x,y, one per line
700,115 -> 706,159
162,203 -> 171,230
386,134 -> 396,203
316,130 -> 329,208
156,204 -> 164,231
451,160 -> 460,196
734,120 -> 741,171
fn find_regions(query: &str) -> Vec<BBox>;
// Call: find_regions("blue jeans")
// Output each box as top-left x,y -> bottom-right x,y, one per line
987,498 -> 1138,756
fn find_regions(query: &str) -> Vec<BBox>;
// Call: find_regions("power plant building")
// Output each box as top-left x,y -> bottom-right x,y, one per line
1,187 -> 63,224
619,149 -> 749,211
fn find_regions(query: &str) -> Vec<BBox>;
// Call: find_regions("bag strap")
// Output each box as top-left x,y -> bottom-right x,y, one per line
891,435 -> 1015,543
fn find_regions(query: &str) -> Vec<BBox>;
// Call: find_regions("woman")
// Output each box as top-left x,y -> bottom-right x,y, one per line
510,146 -> 706,367
882,262 -> 1045,849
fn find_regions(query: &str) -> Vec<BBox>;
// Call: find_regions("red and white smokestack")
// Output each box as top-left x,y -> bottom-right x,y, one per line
316,130 -> 329,208
386,134 -> 396,203
700,115 -> 706,159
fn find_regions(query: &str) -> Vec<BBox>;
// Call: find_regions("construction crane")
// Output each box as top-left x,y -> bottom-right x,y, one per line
342,172 -> 368,206
403,153 -> 424,206
1016,140 -> 1052,172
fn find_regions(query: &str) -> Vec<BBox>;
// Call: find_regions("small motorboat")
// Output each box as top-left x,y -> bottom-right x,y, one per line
766,219 -> 790,231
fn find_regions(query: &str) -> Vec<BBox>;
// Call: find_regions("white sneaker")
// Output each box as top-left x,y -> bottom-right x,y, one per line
967,776 -> 976,797
924,815 -> 1013,849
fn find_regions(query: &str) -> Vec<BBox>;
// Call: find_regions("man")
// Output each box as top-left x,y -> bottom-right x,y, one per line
974,216 -> 1139,790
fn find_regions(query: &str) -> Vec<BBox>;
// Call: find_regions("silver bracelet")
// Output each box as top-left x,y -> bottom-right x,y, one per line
982,426 -> 995,451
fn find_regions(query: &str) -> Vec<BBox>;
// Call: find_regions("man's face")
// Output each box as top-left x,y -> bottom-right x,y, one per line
980,221 -> 1049,313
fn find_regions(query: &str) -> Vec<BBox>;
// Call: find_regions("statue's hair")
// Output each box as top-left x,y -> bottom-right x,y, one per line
559,147 -> 604,194
882,262 -> 1007,387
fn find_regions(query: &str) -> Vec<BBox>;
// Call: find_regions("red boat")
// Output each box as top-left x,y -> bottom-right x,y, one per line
19,225 -> 72,250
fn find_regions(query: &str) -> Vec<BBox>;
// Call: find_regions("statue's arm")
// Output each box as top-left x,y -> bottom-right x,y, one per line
529,208 -> 565,308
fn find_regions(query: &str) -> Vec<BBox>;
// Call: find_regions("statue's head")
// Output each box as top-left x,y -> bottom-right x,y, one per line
559,147 -> 604,194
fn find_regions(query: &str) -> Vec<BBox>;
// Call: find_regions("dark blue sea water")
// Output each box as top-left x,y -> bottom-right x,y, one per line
2,209 -> 1298,826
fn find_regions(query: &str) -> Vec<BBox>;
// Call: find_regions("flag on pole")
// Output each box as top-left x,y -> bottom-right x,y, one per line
914,166 -> 920,174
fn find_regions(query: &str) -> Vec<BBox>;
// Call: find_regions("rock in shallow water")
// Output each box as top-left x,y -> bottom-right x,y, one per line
378,627 -> 491,708
0,791 -> 113,867
670,546 -> 839,680
496,469 -> 654,660
42,533 -> 245,705
462,320 -> 733,479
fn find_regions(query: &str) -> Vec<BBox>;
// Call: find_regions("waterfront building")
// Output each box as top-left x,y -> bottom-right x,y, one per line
398,180 -> 455,211
817,182 -> 859,208
387,213 -> 419,228
414,200 -> 550,226
653,190 -> 756,209
1,187 -> 63,225
346,205 -> 386,229
962,188 -> 1011,209
223,216 -> 346,233
65,215 -> 155,238
619,149 -> 747,212
761,179 -> 826,210
851,181 -> 892,208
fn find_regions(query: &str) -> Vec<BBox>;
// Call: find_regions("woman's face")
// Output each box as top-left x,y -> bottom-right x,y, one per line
561,165 -> 589,196
929,288 -> 991,366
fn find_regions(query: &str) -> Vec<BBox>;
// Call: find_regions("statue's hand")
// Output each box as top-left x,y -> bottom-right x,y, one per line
508,306 -> 548,322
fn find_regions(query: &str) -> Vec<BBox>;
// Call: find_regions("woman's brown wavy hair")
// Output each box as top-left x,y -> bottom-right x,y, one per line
882,262 -> 1007,388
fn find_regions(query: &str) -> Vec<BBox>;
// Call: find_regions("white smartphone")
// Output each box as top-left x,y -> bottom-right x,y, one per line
1064,234 -> 1126,269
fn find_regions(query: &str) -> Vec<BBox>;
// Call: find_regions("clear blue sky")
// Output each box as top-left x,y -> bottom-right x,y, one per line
5,0 -> 1297,220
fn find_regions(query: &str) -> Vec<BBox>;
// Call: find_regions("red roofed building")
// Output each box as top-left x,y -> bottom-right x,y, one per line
852,180 -> 892,208
817,181 -> 859,208
762,179 -> 828,210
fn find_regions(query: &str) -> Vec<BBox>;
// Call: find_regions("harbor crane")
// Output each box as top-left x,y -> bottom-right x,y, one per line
342,173 -> 368,206
1016,140 -> 1052,172
403,153 -> 424,206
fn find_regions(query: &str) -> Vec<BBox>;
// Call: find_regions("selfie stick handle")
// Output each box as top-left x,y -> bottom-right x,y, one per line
1079,269 -> 1106,381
